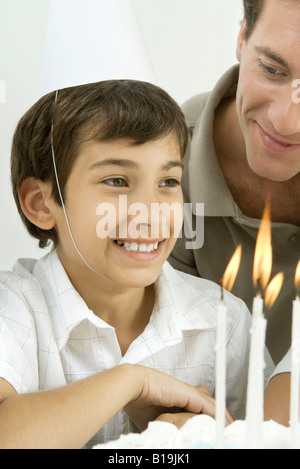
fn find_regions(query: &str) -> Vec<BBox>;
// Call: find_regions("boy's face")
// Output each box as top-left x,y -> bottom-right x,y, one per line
236,0 -> 300,182
50,135 -> 184,289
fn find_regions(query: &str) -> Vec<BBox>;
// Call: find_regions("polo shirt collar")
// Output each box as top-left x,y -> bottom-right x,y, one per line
188,64 -> 240,217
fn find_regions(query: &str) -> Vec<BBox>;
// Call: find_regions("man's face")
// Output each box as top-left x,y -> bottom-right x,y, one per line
236,0 -> 300,182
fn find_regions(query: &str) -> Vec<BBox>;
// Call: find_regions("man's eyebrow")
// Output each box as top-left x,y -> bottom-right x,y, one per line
255,46 -> 291,71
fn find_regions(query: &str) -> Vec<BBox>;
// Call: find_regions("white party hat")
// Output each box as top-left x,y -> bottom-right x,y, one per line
39,0 -> 156,96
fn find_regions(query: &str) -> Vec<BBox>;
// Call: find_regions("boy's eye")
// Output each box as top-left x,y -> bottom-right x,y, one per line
102,178 -> 128,187
160,178 -> 181,188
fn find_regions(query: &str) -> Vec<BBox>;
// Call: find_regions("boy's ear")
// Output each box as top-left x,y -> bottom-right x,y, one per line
236,18 -> 247,62
19,178 -> 56,230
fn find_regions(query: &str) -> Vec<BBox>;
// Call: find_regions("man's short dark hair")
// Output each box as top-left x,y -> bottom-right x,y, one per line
11,80 -> 188,248
243,0 -> 300,39
243,0 -> 265,39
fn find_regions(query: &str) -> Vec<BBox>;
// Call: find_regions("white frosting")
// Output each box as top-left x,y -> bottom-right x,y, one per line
93,415 -> 298,450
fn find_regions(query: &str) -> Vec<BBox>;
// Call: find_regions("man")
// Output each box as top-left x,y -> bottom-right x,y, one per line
170,0 -> 300,425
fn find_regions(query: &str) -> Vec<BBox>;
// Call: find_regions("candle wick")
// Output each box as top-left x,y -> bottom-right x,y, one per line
256,290 -> 263,300
255,278 -> 264,300
219,279 -> 224,303
221,289 -> 225,304
220,279 -> 225,303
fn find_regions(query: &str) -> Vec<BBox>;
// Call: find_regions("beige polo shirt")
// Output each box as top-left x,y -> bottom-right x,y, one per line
169,65 -> 300,365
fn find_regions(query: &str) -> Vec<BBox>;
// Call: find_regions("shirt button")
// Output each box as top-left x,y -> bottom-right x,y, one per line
290,235 -> 299,244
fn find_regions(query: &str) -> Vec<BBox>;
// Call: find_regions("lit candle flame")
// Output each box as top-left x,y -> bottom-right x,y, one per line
253,202 -> 272,294
222,244 -> 242,293
295,260 -> 300,300
264,272 -> 284,310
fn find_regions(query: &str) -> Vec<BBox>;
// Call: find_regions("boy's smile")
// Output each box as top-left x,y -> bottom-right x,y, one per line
114,239 -> 161,253
114,238 -> 163,255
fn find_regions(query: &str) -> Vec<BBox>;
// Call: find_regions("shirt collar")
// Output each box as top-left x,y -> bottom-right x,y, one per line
34,250 -> 114,351
120,262 -> 218,364
34,252 -> 217,357
186,64 -> 240,217
152,261 -> 218,335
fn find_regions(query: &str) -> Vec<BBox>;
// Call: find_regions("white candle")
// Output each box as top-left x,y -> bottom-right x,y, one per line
215,300 -> 227,449
245,296 -> 267,449
252,295 -> 263,319
290,298 -> 300,449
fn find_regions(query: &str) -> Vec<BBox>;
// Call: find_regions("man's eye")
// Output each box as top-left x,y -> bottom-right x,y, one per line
265,66 -> 281,75
259,61 -> 283,77
160,178 -> 181,188
102,178 -> 128,187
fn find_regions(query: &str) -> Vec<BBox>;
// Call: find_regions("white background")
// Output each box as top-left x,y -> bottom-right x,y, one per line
0,0 -> 242,270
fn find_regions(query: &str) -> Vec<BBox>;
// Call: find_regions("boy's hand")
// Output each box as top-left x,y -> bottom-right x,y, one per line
124,366 -> 217,431
155,412 -> 200,428
155,388 -> 234,429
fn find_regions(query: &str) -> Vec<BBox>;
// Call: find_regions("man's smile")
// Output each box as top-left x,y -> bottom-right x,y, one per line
256,122 -> 300,154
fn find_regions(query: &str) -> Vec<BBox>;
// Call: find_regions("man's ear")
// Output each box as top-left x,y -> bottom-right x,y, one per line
236,18 -> 247,63
19,178 -> 56,230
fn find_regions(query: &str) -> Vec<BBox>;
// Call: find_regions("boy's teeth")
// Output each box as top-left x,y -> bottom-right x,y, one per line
116,241 -> 159,253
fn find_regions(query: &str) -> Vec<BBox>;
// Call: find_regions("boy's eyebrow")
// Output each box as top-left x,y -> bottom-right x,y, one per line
255,46 -> 291,72
89,159 -> 140,170
89,159 -> 184,171
161,161 -> 184,171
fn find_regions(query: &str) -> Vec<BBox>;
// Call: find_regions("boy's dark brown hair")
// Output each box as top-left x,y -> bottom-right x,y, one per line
11,80 -> 188,248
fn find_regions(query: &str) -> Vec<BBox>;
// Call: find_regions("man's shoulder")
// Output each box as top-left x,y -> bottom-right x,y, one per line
181,91 -> 211,128
182,65 -> 240,130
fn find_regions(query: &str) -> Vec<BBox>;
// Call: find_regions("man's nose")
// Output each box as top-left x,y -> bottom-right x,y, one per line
268,85 -> 300,138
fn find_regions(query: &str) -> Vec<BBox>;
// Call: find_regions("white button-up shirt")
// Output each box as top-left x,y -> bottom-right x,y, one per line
0,250 -> 273,447
271,348 -> 292,378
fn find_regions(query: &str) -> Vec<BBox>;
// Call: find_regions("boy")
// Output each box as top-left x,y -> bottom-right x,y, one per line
0,80 -> 267,448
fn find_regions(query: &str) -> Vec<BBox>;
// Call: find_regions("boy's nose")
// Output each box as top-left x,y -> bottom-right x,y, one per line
129,187 -> 161,214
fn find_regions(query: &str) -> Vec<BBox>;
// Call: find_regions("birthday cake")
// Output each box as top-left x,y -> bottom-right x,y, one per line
93,415 -> 294,450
